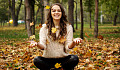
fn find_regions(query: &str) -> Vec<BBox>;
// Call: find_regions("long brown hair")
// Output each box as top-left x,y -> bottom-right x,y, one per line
46,3 -> 68,40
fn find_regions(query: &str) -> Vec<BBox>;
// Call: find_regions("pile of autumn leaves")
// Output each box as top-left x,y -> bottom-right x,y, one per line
0,37 -> 119,70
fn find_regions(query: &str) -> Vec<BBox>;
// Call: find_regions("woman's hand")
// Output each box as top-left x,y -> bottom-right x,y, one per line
73,38 -> 83,45
27,41 -> 37,48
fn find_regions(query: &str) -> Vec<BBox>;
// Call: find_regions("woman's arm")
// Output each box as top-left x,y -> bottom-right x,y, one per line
28,41 -> 44,50
37,42 -> 44,50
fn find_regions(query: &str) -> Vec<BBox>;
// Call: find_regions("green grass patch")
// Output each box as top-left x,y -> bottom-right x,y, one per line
0,23 -> 120,41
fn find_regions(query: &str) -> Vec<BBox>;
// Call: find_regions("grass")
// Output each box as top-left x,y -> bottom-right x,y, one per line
0,23 -> 120,42
73,23 -> 120,39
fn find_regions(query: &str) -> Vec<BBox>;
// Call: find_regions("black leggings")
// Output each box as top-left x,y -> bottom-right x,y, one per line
33,55 -> 79,70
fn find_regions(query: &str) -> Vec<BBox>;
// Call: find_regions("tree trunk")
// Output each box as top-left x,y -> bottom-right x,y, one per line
25,0 -> 32,37
35,7 -> 40,24
90,11 -> 92,28
40,0 -> 44,24
9,0 -> 22,26
44,0 -> 49,23
12,0 -> 17,26
68,0 -> 75,32
94,0 -> 98,38
80,0 -> 84,39
24,4 -> 27,29
31,0 -> 35,35
113,6 -> 119,26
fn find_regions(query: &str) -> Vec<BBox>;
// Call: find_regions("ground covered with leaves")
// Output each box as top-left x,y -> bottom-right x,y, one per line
0,37 -> 120,70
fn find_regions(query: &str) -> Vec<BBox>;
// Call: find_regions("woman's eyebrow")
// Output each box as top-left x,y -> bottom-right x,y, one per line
51,9 -> 55,10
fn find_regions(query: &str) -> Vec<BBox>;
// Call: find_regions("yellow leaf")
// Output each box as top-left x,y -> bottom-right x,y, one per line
73,47 -> 78,51
51,27 -> 57,33
9,19 -> 13,24
97,56 -> 102,60
29,35 -> 35,40
102,47 -> 107,51
89,49 -> 92,53
14,59 -> 19,63
55,63 -> 62,69
45,5 -> 50,9
30,22 -> 34,26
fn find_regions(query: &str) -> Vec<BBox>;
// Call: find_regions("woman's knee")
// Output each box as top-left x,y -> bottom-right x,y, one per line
70,55 -> 79,63
33,56 -> 41,63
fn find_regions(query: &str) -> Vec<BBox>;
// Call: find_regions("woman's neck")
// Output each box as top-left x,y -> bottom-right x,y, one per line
53,19 -> 60,26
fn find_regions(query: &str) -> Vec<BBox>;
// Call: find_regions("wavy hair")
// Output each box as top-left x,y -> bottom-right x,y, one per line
46,3 -> 68,40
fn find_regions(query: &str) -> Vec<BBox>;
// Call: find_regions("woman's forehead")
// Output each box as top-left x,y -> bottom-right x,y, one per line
51,5 -> 61,9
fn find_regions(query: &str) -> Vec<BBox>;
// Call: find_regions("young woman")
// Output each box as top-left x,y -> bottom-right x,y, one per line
29,3 -> 82,70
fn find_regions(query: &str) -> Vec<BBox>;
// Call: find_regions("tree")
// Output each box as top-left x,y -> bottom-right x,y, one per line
84,0 -> 94,28
35,0 -> 44,24
80,0 -> 84,39
8,0 -> 22,26
44,0 -> 49,23
68,0 -> 75,32
94,0 -> 98,38
0,0 -> 8,26
100,0 -> 120,26
25,0 -> 32,37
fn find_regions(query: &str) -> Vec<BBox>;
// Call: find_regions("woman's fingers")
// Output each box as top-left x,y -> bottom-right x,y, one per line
27,41 -> 37,48
73,38 -> 83,45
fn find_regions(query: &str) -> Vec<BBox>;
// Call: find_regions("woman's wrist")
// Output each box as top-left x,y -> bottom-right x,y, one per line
68,41 -> 76,49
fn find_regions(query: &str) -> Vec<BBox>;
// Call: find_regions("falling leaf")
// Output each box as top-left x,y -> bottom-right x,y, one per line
55,63 -> 62,69
30,22 -> 34,26
45,5 -> 50,9
51,27 -> 57,33
39,24 -> 42,27
46,39 -> 49,44
36,24 -> 42,29
85,33 -> 89,38
58,36 -> 66,43
9,19 -> 13,24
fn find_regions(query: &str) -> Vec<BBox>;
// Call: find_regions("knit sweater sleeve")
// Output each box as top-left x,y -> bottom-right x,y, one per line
65,24 -> 73,53
39,24 -> 47,49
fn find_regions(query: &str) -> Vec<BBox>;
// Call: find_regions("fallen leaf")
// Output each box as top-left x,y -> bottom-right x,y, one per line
55,63 -> 62,69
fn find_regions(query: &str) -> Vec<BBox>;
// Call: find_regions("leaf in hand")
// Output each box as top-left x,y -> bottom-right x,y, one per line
29,35 -> 35,40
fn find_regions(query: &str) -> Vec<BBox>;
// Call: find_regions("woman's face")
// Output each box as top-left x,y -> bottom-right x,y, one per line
51,5 -> 62,20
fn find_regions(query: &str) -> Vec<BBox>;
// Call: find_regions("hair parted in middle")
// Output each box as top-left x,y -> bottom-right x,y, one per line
46,3 -> 69,41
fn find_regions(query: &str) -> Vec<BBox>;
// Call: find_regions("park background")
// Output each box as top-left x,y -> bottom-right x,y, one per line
0,0 -> 120,70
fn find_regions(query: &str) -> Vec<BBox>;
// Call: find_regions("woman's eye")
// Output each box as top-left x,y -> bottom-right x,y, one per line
58,10 -> 61,12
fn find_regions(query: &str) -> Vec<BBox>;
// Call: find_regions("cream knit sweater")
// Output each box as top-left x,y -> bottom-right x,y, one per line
39,24 -> 73,58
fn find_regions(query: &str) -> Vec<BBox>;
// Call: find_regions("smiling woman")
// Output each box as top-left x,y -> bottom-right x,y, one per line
28,3 -> 83,70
